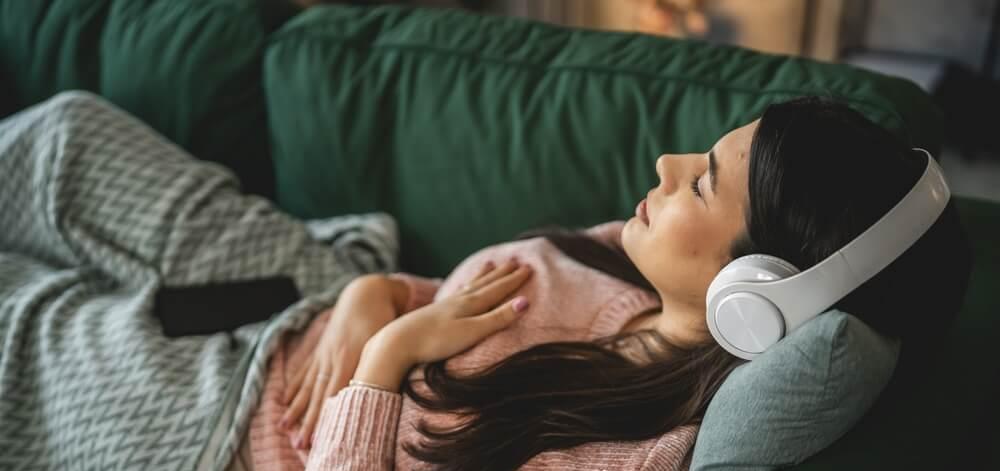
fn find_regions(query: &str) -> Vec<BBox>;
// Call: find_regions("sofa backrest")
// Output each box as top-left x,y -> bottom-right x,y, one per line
0,0 -> 276,197
0,2 -> 943,275
261,5 -> 942,276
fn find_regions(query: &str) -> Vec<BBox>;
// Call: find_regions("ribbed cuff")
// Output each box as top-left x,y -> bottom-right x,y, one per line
306,386 -> 403,471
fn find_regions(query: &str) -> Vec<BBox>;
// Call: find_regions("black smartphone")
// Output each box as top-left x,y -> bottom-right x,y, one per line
153,276 -> 301,337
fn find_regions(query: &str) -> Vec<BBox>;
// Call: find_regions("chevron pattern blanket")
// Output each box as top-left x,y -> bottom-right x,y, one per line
0,92 -> 399,470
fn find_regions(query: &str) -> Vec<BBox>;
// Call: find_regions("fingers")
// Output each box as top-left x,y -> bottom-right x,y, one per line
283,358 -> 312,404
319,367 -> 349,426
297,368 -> 328,449
466,260 -> 497,287
461,264 -> 533,314
463,295 -> 530,339
462,259 -> 511,293
280,360 -> 317,432
299,363 -> 350,449
282,356 -> 355,450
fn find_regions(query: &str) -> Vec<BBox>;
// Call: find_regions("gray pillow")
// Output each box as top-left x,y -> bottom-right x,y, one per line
690,310 -> 900,470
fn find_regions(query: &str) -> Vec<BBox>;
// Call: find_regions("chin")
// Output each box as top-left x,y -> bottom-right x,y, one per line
621,221 -> 639,258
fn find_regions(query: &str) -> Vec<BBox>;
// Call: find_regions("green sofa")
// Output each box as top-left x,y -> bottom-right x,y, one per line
1,1 -> 996,469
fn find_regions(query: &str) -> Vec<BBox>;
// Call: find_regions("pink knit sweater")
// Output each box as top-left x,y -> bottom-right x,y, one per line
245,221 -> 698,470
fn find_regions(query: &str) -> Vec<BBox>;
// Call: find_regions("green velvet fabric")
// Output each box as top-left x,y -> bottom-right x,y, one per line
0,0 -> 275,197
262,5 -> 942,277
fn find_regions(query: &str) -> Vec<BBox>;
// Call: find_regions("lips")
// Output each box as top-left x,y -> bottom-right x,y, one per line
635,199 -> 649,225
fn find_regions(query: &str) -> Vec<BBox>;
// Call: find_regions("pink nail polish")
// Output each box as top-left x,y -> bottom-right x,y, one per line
512,296 -> 529,312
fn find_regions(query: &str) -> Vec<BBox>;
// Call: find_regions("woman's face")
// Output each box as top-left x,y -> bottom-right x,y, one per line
621,119 -> 757,319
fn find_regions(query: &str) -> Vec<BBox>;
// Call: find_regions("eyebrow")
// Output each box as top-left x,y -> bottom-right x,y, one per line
708,148 -> 719,196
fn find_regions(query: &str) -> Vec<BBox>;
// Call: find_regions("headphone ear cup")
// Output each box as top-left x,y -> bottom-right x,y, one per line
706,255 -> 801,359
734,254 -> 801,278
707,255 -> 800,303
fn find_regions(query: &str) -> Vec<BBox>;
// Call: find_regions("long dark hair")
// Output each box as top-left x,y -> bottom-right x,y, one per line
399,97 -> 972,471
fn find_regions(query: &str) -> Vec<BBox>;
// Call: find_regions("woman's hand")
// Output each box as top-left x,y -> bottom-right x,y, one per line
280,274 -> 408,448
353,259 -> 533,392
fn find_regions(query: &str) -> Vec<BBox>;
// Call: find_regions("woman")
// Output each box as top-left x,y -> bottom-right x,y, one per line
243,97 -> 971,471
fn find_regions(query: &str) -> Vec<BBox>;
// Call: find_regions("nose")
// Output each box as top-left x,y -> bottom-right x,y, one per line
655,153 -> 700,194
655,154 -> 678,193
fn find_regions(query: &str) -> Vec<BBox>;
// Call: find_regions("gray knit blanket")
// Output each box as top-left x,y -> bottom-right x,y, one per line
0,92 -> 399,470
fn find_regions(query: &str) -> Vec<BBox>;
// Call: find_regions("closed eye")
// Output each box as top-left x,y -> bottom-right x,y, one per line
690,175 -> 703,198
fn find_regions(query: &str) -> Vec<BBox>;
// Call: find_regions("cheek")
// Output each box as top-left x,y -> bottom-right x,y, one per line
653,206 -> 708,256
626,207 -> 712,285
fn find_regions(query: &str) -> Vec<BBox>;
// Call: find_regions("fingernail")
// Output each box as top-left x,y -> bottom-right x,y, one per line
293,434 -> 302,449
512,296 -> 529,312
279,418 -> 288,429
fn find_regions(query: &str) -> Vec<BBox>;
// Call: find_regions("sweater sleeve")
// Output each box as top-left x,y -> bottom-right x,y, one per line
639,424 -> 699,471
305,386 -> 404,471
387,272 -> 443,313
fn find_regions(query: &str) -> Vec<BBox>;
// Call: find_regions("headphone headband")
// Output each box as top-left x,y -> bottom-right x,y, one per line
707,148 -> 950,359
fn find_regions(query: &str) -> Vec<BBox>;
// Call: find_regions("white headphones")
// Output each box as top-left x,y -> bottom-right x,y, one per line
705,148 -> 950,360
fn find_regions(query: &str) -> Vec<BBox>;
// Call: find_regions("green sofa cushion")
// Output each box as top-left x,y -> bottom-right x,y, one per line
263,4 -> 941,277
0,0 -> 275,197
690,311 -> 900,470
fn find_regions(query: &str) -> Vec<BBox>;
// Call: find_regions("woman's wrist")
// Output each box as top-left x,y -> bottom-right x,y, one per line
353,336 -> 412,393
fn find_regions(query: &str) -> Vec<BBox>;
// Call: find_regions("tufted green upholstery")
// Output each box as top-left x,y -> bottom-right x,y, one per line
262,6 -> 941,276
0,0 -> 275,197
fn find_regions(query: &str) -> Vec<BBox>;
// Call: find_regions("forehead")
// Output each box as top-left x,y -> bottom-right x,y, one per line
717,119 -> 758,156
715,119 -> 756,208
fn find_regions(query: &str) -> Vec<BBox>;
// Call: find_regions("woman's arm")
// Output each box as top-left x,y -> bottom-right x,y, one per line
304,385 -> 404,471
303,338 -> 412,471
282,272 -> 439,447
304,260 -> 532,470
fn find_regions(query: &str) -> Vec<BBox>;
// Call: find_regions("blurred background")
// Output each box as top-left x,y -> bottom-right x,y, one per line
307,0 -> 1000,202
